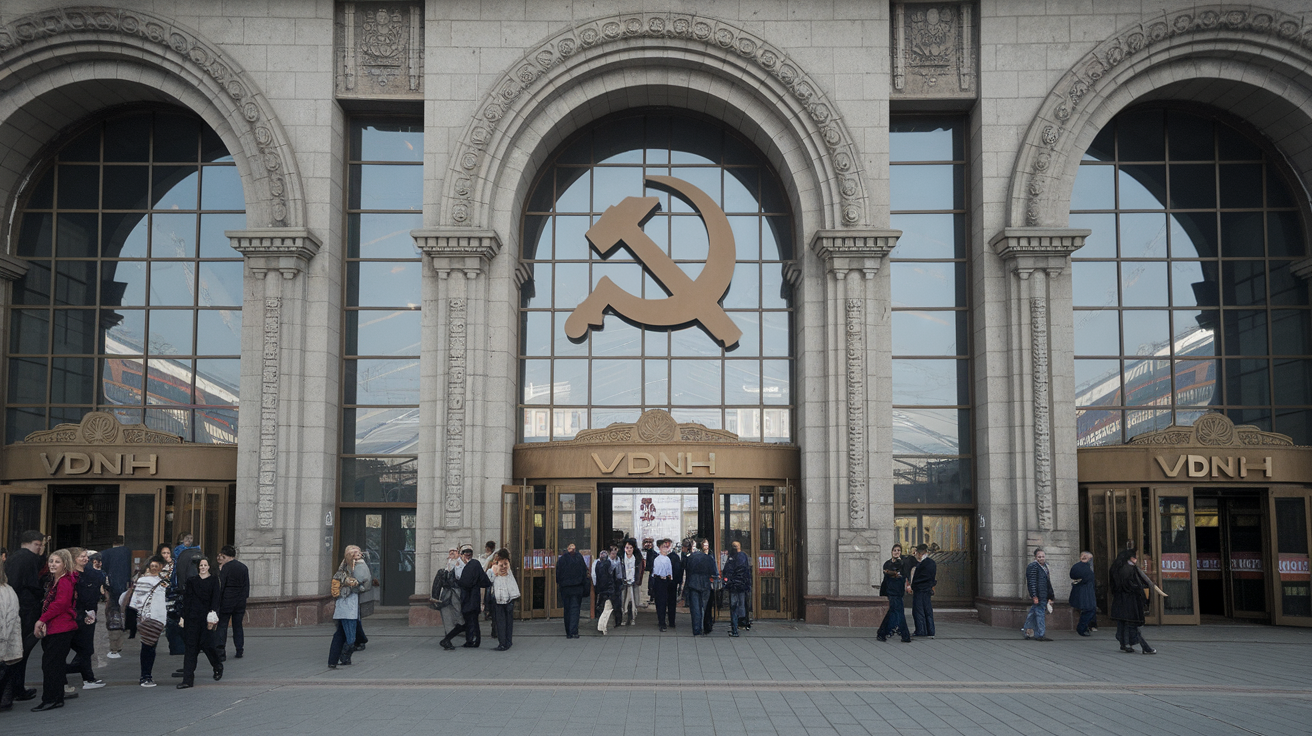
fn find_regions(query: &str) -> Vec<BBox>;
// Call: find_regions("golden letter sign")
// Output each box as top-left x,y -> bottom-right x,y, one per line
565,175 -> 742,347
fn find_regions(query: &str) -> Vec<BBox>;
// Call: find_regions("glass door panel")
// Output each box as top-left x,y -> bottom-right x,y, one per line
757,486 -> 782,617
548,485 -> 593,618
1226,496 -> 1267,618
519,485 -> 548,619
1271,491 -> 1312,625
122,489 -> 160,568
892,510 -> 974,606
3,486 -> 46,553
1151,490 -> 1199,624
171,485 -> 231,561
1081,488 -> 1142,616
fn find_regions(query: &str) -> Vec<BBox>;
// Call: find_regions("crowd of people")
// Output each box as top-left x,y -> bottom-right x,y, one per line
0,530 -> 250,712
1019,545 -> 1158,653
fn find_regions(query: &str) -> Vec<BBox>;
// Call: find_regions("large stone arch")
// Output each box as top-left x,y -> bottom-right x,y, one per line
0,7 -> 308,236
440,12 -> 870,240
1008,5 -> 1312,228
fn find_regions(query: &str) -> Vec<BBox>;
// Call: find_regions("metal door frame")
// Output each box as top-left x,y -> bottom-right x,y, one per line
1269,487 -> 1312,627
1,483 -> 48,552
1147,488 -> 1200,625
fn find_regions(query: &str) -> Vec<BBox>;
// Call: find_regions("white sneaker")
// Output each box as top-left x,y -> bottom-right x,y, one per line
107,652 -> 122,659
140,678 -> 156,688
64,684 -> 76,695
83,680 -> 106,690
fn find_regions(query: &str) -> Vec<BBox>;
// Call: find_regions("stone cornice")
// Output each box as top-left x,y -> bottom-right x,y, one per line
0,252 -> 30,281
227,228 -> 321,279
412,228 -> 502,278
990,227 -> 1090,277
810,229 -> 900,278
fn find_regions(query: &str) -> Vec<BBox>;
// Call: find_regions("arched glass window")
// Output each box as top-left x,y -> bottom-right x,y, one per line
1070,106 -> 1312,445
519,112 -> 794,442
6,110 -> 245,443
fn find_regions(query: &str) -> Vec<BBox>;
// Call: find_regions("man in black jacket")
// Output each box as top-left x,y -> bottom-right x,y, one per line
554,543 -> 590,639
216,545 -> 250,660
592,544 -> 619,634
909,544 -> 937,638
441,545 -> 491,649
722,541 -> 752,638
641,538 -> 657,608
683,539 -> 716,636
3,530 -> 44,701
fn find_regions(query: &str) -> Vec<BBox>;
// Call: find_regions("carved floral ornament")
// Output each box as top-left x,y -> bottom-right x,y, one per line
562,410 -> 743,446
0,7 -> 301,227
1016,5 -> 1312,228
1128,412 -> 1296,448
19,411 -> 182,446
444,13 -> 867,230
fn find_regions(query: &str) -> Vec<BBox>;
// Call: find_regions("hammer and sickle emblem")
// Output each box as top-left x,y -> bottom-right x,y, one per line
564,175 -> 742,348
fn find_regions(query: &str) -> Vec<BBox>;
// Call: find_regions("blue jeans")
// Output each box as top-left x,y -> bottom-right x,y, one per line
884,595 -> 910,640
1076,607 -> 1096,635
328,619 -> 357,665
562,594 -> 582,637
687,588 -> 707,634
728,591 -> 747,634
1023,602 -> 1047,638
911,589 -> 935,636
139,642 -> 156,681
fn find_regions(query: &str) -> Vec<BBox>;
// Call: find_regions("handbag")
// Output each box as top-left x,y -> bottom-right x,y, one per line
134,581 -> 166,646
105,598 -> 125,631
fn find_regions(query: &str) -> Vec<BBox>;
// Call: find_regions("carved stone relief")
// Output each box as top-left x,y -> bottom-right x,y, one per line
443,298 -> 466,524
1030,298 -> 1053,531
845,298 -> 867,527
891,2 -> 977,99
258,297 -> 281,529
336,2 -> 423,98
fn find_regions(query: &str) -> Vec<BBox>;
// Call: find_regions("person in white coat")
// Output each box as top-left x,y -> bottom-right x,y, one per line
1,560 -> 25,708
128,556 -> 169,688
486,549 -> 520,651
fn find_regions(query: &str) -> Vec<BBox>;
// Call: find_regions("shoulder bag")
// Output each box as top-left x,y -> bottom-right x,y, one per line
135,581 -> 166,646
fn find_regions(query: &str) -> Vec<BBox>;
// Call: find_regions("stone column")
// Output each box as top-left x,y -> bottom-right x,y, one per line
988,227 -> 1088,607
810,229 -> 898,616
410,228 -> 500,616
227,227 -> 321,607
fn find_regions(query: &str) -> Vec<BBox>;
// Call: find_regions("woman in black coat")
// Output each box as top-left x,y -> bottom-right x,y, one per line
176,557 -> 223,688
1108,548 -> 1155,655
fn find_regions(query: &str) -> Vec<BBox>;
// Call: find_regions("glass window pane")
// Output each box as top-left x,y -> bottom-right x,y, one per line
891,262 -> 958,308
1069,213 -> 1115,259
8,357 -> 47,404
555,170 -> 589,213
199,165 -> 244,210
1075,359 -> 1120,407
198,213 -> 244,258
58,165 -> 99,209
10,309 -> 50,355
1072,262 -> 1118,308
54,261 -> 98,307
891,213 -> 960,259
1167,111 -> 1213,161
892,359 -> 964,405
592,359 -> 641,405
1077,409 -> 1123,446
671,359 -> 721,405
1174,359 -> 1219,406
197,261 -> 243,307
1123,310 -> 1169,356
152,166 -> 198,210
890,123 -> 959,162
103,309 -> 144,355
1073,309 -> 1119,356
102,166 -> 149,210
592,167 -> 644,207
343,358 -> 420,405
341,407 -> 419,454
1071,165 -> 1114,210
1119,213 -> 1167,259
350,261 -> 421,308
352,122 -> 423,162
147,310 -> 193,355
723,360 -> 760,405
1273,359 -> 1312,406
1168,164 -> 1215,209
1220,211 -> 1264,257
1173,310 -> 1218,356
55,213 -> 98,258
1170,261 -> 1215,308
1221,260 -> 1266,307
553,359 -> 587,405
352,164 -> 422,210
145,359 -> 194,406
1170,212 -> 1217,259
153,113 -> 199,161
890,165 -> 957,211
1218,164 -> 1263,209
893,457 -> 971,504
51,357 -> 96,404
553,262 -> 588,309
644,359 -> 668,404
761,360 -> 789,406
893,408 -> 968,455
1226,358 -> 1270,405
1117,109 -> 1165,161
1271,310 -> 1312,355
1223,310 -> 1268,356
51,309 -> 97,355
1118,165 -> 1166,209
150,213 -> 197,258
522,359 -> 550,405
1122,358 -> 1171,406
1121,262 -> 1169,307
893,311 -> 963,356
196,310 -> 242,356
348,213 -> 423,258
340,457 -> 417,503
148,261 -> 194,306
102,212 -> 148,259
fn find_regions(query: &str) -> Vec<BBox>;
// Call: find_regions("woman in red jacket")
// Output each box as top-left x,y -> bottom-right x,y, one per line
31,548 -> 77,712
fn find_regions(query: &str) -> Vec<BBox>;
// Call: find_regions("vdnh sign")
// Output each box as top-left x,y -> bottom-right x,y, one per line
565,175 -> 742,348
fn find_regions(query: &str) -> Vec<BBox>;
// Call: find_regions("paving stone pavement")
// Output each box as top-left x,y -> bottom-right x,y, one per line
3,613 -> 1310,735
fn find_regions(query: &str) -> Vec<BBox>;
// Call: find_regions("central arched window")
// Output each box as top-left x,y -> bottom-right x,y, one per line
6,110 -> 245,443
518,112 -> 794,442
1071,106 -> 1312,445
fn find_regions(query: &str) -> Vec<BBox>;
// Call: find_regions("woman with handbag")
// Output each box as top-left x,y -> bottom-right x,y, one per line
328,545 -> 366,669
487,549 -> 520,651
30,548 -> 77,712
128,555 -> 169,687
176,557 -> 223,688
1109,548 -> 1157,655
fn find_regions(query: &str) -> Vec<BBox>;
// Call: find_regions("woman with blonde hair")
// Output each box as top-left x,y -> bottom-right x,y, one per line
328,545 -> 367,669
66,547 -> 105,690
487,549 -> 520,651
0,557 -> 24,710
31,548 -> 77,711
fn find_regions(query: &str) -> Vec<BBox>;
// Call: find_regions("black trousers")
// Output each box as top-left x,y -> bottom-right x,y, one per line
180,619 -> 221,686
653,579 -> 678,627
355,619 -> 368,646
39,630 -> 75,705
216,610 -> 244,655
493,602 -> 514,649
0,660 -> 15,708
1116,620 -> 1150,650
65,619 -> 96,682
443,611 -> 480,645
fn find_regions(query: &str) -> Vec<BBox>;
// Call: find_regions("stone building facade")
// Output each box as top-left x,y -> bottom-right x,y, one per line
2,1 -> 1311,628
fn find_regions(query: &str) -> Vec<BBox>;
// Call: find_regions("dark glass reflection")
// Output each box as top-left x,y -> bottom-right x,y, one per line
6,110 -> 243,442
1072,106 -> 1310,446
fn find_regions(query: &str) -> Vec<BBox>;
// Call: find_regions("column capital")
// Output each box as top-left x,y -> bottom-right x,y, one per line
810,229 -> 900,279
990,227 -> 1090,277
412,228 -> 502,278
0,252 -> 30,281
227,228 -> 322,279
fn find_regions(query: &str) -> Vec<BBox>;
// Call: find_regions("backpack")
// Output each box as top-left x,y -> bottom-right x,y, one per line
429,568 -> 456,610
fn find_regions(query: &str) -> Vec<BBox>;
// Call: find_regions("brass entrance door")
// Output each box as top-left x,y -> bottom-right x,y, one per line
1196,492 -> 1269,621
171,484 -> 234,561
511,484 -> 594,619
1269,489 -> 1312,626
714,484 -> 795,619
1148,488 -> 1200,625
1082,488 -> 1144,617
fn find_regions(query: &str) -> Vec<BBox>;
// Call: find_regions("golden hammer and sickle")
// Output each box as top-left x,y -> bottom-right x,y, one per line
564,175 -> 742,347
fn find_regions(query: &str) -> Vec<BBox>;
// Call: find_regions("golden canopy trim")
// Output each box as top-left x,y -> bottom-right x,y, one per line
19,411 -> 184,446
1127,412 -> 1294,448
566,409 -> 740,445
